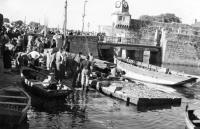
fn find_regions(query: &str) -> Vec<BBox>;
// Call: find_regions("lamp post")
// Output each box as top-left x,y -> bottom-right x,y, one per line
112,22 -> 115,42
82,0 -> 88,32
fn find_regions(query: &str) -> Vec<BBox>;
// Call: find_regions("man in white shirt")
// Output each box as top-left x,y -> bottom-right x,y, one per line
53,31 -> 64,49
28,49 -> 40,59
28,48 -> 40,69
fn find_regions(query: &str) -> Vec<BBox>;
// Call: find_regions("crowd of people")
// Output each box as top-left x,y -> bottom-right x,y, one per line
0,23 -> 95,91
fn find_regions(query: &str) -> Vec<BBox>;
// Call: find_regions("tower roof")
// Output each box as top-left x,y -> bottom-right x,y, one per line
112,11 -> 131,16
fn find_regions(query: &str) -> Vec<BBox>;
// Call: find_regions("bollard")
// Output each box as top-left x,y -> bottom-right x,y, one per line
126,97 -> 130,106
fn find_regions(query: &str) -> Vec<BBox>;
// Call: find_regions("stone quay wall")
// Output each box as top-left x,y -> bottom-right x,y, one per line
67,36 -> 99,59
163,33 -> 200,66
72,21 -> 200,66
130,20 -> 200,66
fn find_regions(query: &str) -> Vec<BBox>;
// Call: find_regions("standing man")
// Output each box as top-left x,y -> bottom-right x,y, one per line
35,36 -> 44,53
1,32 -> 9,57
50,48 -> 64,82
72,52 -> 82,87
13,35 -> 23,58
80,56 -> 92,91
3,46 -> 12,73
88,52 -> 94,62
27,47 -> 40,69
53,31 -> 64,49
44,37 -> 50,48
46,49 -> 52,70
27,35 -> 35,50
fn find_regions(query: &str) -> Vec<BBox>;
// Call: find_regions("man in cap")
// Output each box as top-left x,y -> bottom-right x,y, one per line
80,55 -> 92,91
72,52 -> 82,87
50,48 -> 64,82
53,31 -> 64,49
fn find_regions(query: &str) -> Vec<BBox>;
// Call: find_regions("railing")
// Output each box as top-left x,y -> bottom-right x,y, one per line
98,36 -> 156,46
98,36 -> 140,45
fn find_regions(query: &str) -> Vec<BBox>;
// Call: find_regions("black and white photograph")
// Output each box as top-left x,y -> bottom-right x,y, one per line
0,0 -> 200,129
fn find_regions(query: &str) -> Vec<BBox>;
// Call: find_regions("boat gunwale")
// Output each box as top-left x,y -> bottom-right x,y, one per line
0,86 -> 30,124
185,105 -> 200,129
117,57 -> 197,79
116,58 -> 197,86
20,67 -> 72,98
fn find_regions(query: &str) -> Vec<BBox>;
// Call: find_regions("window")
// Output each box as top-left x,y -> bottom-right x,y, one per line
118,16 -> 122,21
123,17 -> 125,21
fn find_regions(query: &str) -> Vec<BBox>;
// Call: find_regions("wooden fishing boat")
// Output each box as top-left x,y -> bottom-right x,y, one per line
20,67 -> 72,99
185,105 -> 200,129
116,57 -> 198,86
0,86 -> 31,125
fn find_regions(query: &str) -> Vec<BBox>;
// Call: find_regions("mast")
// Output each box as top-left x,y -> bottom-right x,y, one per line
82,0 -> 88,32
63,0 -> 67,48
24,16 -> 26,25
44,15 -> 48,37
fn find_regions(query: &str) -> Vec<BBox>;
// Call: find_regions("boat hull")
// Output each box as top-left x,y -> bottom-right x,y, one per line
116,58 -> 197,86
21,68 -> 72,99
0,86 -> 30,125
185,109 -> 200,129
0,108 -> 27,125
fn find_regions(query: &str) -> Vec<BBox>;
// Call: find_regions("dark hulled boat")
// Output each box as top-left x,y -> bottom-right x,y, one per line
0,86 -> 31,125
20,67 -> 72,99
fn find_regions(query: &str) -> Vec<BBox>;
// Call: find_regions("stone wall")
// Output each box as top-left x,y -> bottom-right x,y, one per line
67,36 -> 99,58
146,22 -> 200,66
163,39 -> 200,66
165,33 -> 200,42
131,19 -> 200,31
99,20 -> 200,66
160,31 -> 200,66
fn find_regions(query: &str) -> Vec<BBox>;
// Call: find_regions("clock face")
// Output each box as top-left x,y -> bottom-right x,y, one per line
115,1 -> 121,8
123,1 -> 128,9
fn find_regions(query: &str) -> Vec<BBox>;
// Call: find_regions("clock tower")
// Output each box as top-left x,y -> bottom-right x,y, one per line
111,0 -> 131,29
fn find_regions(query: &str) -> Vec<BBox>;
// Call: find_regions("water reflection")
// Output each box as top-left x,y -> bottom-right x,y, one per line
24,87 -> 191,129
23,63 -> 200,129
27,90 -> 90,129
137,103 -> 181,112
163,64 -> 200,76
0,119 -> 29,129
66,91 -> 89,128
169,85 -> 200,100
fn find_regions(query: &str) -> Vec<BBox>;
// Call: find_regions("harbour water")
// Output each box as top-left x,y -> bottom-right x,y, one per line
3,65 -> 200,129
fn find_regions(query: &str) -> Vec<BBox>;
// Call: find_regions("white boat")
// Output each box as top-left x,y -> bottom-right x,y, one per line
116,57 -> 198,86
185,104 -> 200,129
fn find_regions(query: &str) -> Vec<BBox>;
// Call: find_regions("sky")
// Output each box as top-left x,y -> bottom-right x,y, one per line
1,0 -> 200,31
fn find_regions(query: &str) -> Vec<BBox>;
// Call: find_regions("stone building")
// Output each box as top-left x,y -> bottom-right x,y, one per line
98,0 -> 155,39
97,1 -> 200,66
